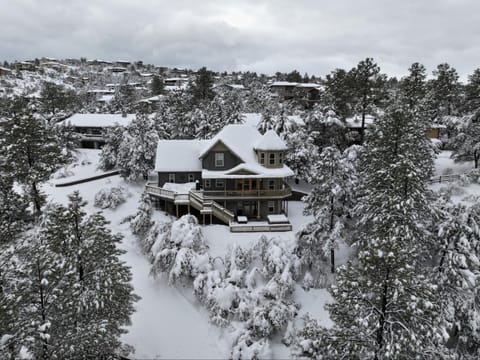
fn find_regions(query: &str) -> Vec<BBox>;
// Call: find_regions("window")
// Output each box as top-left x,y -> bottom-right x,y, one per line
188,173 -> 195,182
168,173 -> 175,183
216,179 -> 225,188
268,201 -> 275,213
260,152 -> 265,165
269,153 -> 275,165
215,152 -> 224,167
205,179 -> 211,188
278,152 -> 283,164
268,180 -> 275,190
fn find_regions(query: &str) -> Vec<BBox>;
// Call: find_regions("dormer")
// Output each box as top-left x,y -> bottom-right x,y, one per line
254,130 -> 288,169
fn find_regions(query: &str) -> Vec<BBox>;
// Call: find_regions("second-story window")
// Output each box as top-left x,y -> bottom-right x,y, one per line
279,152 -> 283,164
260,152 -> 265,165
215,152 -> 224,167
168,173 -> 175,183
269,153 -> 275,165
188,174 -> 195,182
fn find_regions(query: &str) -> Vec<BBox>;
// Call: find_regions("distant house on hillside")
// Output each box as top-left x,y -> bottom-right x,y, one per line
270,81 -> 322,105
0,66 -> 12,76
57,113 -> 135,149
15,61 -> 36,71
146,124 -> 294,232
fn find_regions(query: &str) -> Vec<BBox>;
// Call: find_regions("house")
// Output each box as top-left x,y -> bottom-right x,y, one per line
15,61 -> 36,71
0,66 -> 12,77
270,81 -> 322,105
57,113 -> 135,149
214,83 -> 247,92
146,124 -> 294,231
426,123 -> 447,139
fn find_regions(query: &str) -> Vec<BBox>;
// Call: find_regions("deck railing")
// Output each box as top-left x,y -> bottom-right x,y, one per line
203,187 -> 291,198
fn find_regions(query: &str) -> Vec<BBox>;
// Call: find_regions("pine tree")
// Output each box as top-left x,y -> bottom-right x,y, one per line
349,58 -> 387,144
399,62 -> 428,112
1,97 -> 67,216
150,75 -> 164,95
41,192 -> 139,357
435,203 -> 480,357
8,224 -> 74,359
189,67 -> 215,103
429,63 -> 461,117
298,146 -> 356,276
117,113 -> 160,180
130,191 -> 154,237
464,68 -> 480,113
315,102 -> 445,358
450,114 -> 480,168
98,125 -> 125,171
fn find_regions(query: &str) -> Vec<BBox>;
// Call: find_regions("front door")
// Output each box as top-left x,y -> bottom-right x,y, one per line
243,201 -> 257,218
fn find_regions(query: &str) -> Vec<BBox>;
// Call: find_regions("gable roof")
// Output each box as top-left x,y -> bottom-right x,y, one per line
154,140 -> 208,172
199,124 -> 262,163
254,130 -> 288,151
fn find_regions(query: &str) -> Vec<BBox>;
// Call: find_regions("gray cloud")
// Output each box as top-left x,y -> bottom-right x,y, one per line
1,0 -> 479,80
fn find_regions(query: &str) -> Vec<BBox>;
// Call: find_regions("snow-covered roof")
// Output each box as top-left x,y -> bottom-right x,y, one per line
58,113 -> 135,128
270,81 -> 298,87
345,114 -> 376,128
295,83 -> 322,88
199,124 -> 262,162
254,130 -> 288,151
154,140 -> 208,172
99,95 -> 114,103
155,124 -> 293,177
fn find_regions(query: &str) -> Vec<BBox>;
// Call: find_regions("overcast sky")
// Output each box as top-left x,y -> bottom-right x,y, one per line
1,0 -> 479,80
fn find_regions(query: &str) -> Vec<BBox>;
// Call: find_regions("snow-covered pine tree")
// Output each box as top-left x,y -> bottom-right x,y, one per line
98,124 -> 125,171
1,97 -> 67,216
130,190 -> 154,237
298,146 -> 356,277
435,203 -> 480,358
315,101 -> 445,358
7,223 -> 74,359
117,113 -> 159,180
0,175 -> 28,242
284,127 -> 319,181
450,114 -> 480,169
40,192 -> 139,357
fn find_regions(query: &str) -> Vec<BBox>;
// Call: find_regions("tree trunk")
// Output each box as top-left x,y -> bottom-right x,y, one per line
375,270 -> 389,359
31,181 -> 42,217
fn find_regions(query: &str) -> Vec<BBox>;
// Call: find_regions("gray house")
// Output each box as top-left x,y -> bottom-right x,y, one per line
146,124 -> 294,231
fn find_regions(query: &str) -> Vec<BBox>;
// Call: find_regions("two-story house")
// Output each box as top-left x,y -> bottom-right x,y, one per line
146,124 -> 294,232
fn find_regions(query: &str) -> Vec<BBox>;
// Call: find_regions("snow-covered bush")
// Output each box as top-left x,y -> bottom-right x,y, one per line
230,328 -> 272,360
291,316 -> 329,359
93,186 -> 130,209
151,215 -> 210,284
256,235 -> 300,279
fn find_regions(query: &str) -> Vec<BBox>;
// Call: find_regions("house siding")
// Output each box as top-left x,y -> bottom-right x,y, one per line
202,150 -> 242,171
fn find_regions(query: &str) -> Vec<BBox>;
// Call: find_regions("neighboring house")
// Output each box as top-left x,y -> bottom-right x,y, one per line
15,61 -> 36,71
270,81 -> 322,104
57,113 -> 135,149
426,123 -> 447,139
146,124 -> 294,231
0,67 -> 12,76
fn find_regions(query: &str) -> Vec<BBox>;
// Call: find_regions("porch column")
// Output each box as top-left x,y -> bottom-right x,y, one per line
257,200 -> 260,219
176,204 -> 179,218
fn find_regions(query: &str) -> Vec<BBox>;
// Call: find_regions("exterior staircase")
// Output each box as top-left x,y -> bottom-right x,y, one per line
145,182 -> 234,225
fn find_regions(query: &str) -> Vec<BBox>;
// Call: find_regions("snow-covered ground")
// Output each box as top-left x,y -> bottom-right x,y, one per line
41,148 -> 480,358
44,149 -> 335,359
